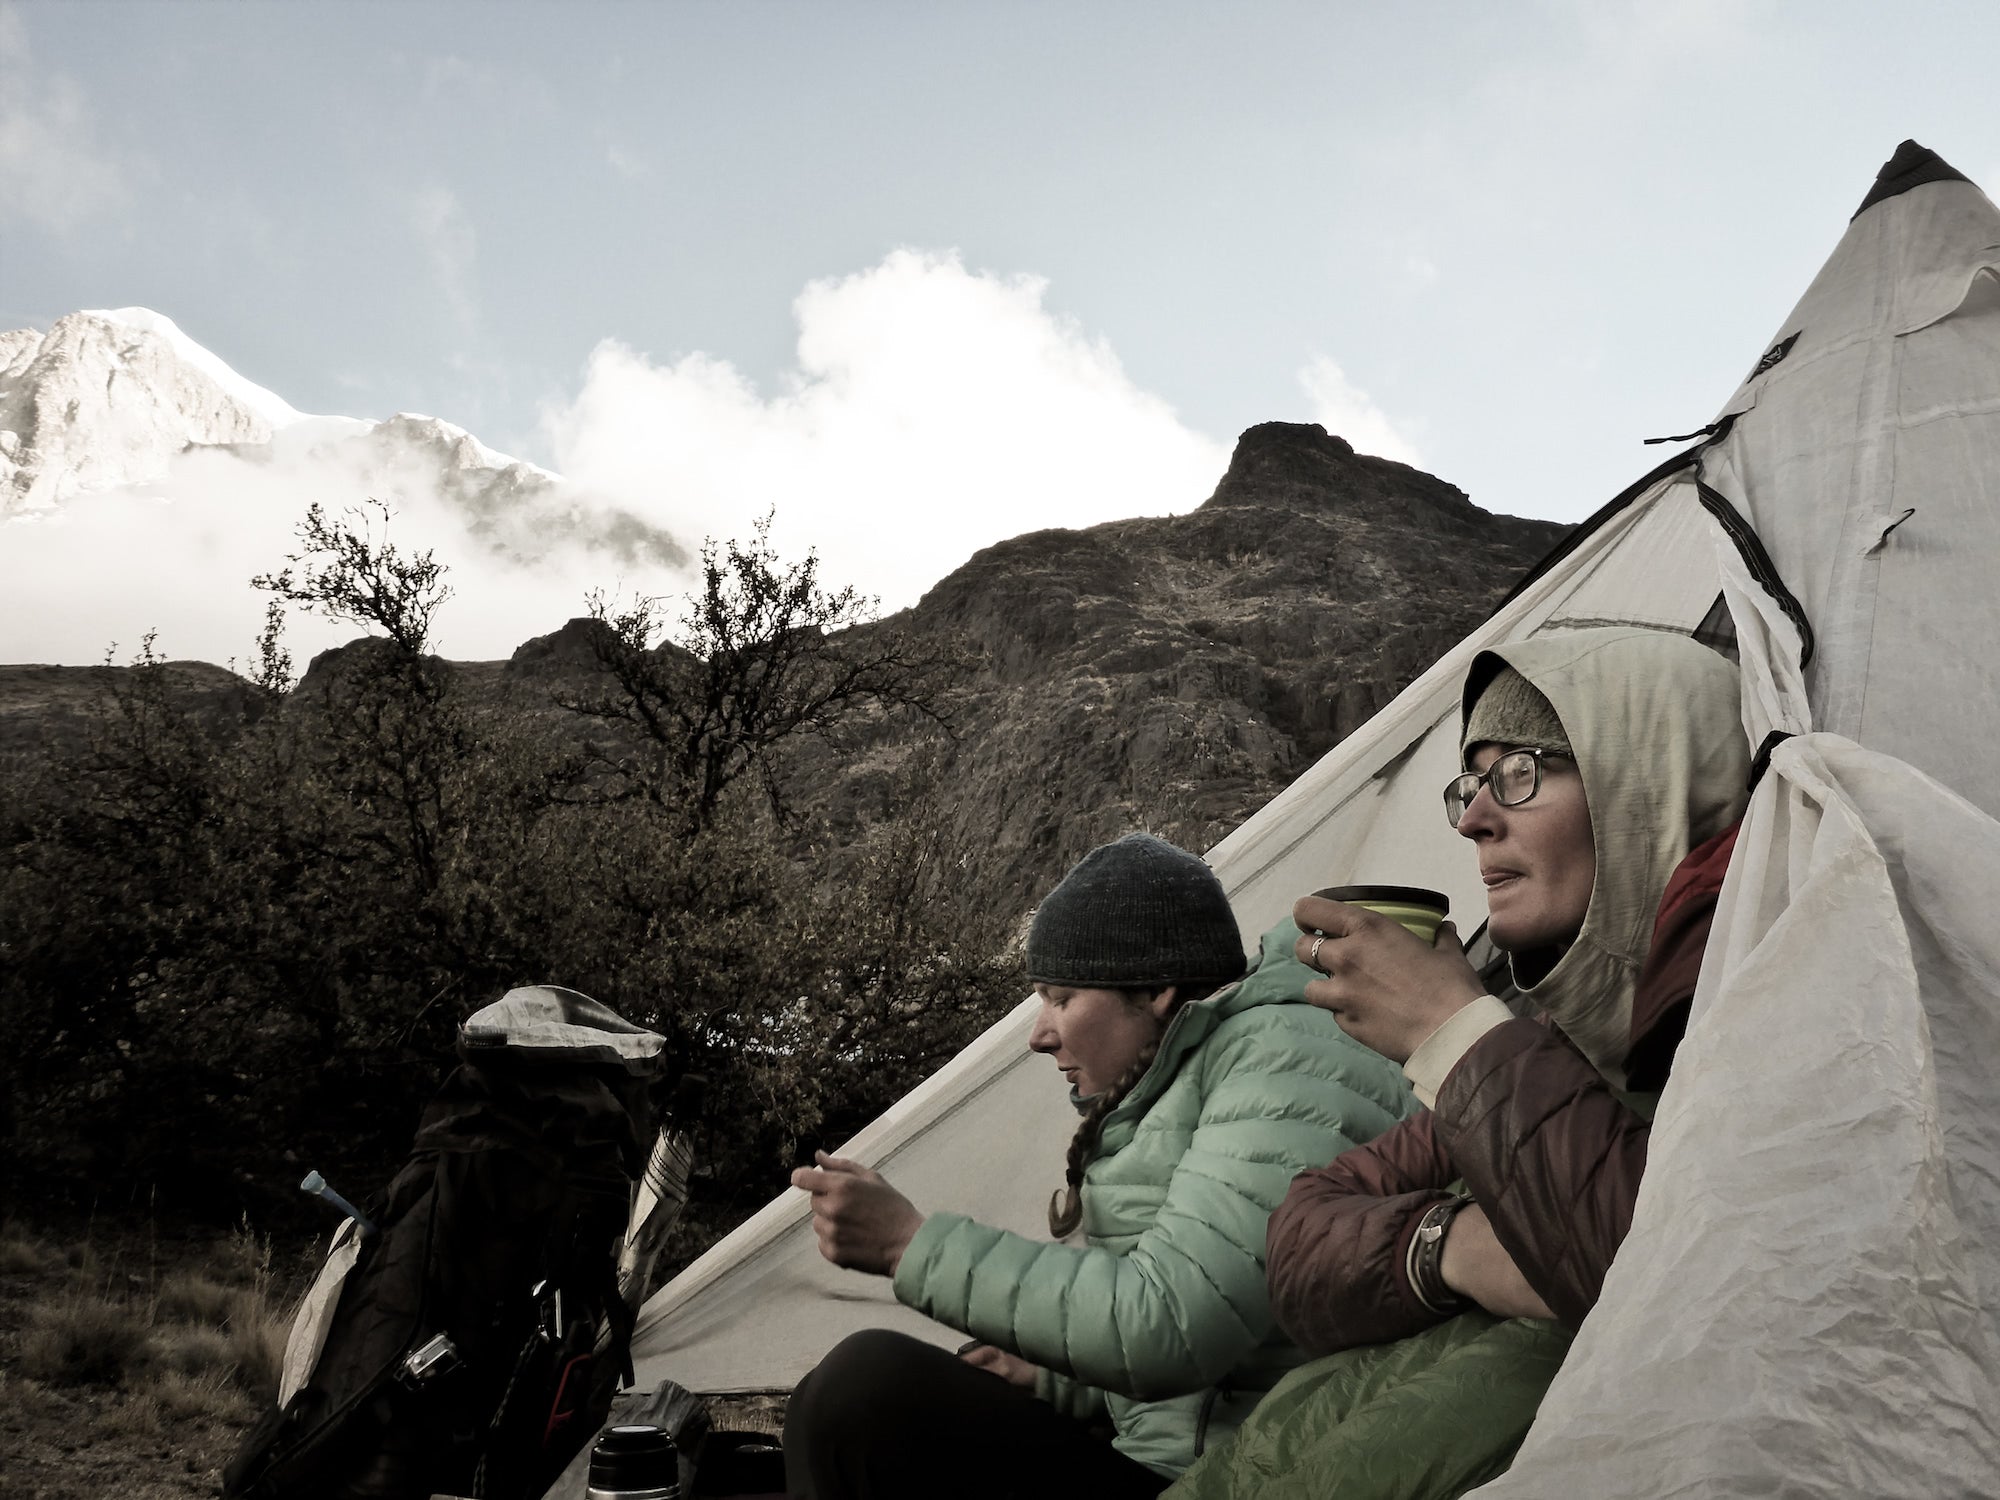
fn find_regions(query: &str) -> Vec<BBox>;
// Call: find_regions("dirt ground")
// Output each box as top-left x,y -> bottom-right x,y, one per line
0,1373 -> 245,1500
0,1219 -> 294,1500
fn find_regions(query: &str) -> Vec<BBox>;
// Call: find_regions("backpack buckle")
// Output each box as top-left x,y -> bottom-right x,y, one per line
398,1332 -> 463,1387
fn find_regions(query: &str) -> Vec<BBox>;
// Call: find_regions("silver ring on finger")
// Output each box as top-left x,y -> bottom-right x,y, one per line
1307,934 -> 1327,972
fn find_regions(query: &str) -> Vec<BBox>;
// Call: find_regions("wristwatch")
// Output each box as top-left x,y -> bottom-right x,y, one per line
1406,1194 -> 1474,1316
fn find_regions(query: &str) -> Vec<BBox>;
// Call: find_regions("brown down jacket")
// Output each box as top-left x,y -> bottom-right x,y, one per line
1266,822 -> 1738,1353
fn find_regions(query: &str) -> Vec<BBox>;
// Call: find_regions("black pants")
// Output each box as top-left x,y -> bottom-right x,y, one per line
782,1329 -> 1173,1500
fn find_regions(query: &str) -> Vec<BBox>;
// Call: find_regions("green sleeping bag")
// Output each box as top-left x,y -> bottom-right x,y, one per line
1164,1313 -> 1572,1500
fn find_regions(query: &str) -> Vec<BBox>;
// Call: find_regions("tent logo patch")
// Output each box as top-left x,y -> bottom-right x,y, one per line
1752,333 -> 1800,379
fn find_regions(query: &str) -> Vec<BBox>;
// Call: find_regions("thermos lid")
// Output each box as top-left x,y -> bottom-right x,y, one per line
589,1423 -> 679,1495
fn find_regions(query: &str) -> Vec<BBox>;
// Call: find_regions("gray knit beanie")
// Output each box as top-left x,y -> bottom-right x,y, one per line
1462,663 -> 1572,765
1025,833 -> 1247,988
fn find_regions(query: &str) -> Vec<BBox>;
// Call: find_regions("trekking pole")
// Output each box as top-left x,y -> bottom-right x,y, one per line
616,1074 -> 706,1314
299,1169 -> 379,1237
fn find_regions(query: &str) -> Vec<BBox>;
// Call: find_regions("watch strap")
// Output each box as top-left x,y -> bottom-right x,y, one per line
1406,1193 -> 1475,1316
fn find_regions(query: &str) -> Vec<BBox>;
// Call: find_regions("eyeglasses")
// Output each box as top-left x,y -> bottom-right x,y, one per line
1443,748 -> 1564,829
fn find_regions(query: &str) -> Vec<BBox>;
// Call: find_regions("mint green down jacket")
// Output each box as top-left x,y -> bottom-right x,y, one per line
890,923 -> 1418,1478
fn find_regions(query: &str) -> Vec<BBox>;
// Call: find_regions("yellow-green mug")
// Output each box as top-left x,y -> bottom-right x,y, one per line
1313,884 -> 1450,946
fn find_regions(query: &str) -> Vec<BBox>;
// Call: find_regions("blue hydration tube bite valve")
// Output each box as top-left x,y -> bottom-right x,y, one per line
300,1169 -> 379,1237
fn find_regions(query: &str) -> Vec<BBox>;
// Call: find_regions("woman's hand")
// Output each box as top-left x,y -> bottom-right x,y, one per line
1438,1204 -> 1555,1320
790,1151 -> 926,1278
960,1342 -> 1040,1389
1291,896 -> 1487,1063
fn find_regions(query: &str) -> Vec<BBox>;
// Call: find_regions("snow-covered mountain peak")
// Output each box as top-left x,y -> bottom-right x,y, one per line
0,309 -> 568,522
88,307 -> 308,430
379,411 -> 560,483
0,309 -> 301,513
0,309 -> 688,667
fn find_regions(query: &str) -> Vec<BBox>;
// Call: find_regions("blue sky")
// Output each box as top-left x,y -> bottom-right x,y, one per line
5,0 -> 2000,661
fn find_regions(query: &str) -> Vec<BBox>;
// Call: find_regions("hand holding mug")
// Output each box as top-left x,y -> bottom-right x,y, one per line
1292,892 -> 1486,1062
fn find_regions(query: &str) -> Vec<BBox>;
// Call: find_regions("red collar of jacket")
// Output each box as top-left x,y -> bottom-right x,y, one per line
1619,820 -> 1740,1091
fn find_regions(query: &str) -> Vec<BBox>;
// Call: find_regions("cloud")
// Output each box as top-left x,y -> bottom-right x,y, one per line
603,139 -> 647,181
1559,0 -> 1754,72
414,50 -> 555,116
542,249 -> 1231,614
412,186 -> 477,327
10,252 -> 1376,665
1297,356 -> 1424,466
0,4 -> 127,235
0,420 -> 682,667
421,53 -> 489,103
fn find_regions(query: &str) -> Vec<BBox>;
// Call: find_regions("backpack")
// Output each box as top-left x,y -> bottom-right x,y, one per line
225,986 -> 667,1500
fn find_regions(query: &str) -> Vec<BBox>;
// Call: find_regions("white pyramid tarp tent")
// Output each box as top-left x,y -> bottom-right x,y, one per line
633,142 -> 2000,1494
1473,140 -> 2000,1497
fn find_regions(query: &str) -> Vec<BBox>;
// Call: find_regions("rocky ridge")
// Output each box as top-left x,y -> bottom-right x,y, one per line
1,421 -> 1566,911
783,422 -> 1563,907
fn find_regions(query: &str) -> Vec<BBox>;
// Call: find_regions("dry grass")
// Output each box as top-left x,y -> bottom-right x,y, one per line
223,1291 -> 290,1404
158,1269 -> 240,1325
149,1234 -> 292,1403
0,1226 -> 58,1275
101,1387 -> 167,1440
150,1321 -> 237,1376
0,1219 -> 313,1500
62,1238 -> 103,1278
19,1289 -> 153,1385
212,1220 -> 279,1288
11,1222 -> 291,1403
709,1390 -> 789,1437
151,1366 -> 256,1424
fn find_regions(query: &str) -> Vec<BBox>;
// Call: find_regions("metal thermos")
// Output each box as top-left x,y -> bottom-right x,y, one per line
585,1423 -> 681,1500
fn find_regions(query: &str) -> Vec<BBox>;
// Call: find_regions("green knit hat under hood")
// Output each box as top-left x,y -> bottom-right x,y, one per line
1462,662 -> 1573,763
1026,833 -> 1247,988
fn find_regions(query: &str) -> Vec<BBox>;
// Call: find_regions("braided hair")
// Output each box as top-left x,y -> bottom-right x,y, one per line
1046,981 -> 1220,1238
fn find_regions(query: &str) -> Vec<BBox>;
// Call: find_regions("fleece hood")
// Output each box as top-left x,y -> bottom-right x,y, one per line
1461,627 -> 1748,1083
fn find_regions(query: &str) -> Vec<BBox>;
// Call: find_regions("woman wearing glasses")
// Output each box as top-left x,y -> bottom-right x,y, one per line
1264,626 -> 1747,1351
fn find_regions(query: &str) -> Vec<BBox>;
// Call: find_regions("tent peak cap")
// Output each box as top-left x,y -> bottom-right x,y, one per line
1852,139 -> 1973,220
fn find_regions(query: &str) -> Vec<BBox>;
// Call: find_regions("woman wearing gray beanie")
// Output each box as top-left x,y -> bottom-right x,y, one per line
783,832 -> 1414,1500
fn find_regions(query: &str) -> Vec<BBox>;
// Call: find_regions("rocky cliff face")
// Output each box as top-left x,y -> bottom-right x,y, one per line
784,421 -> 1566,909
